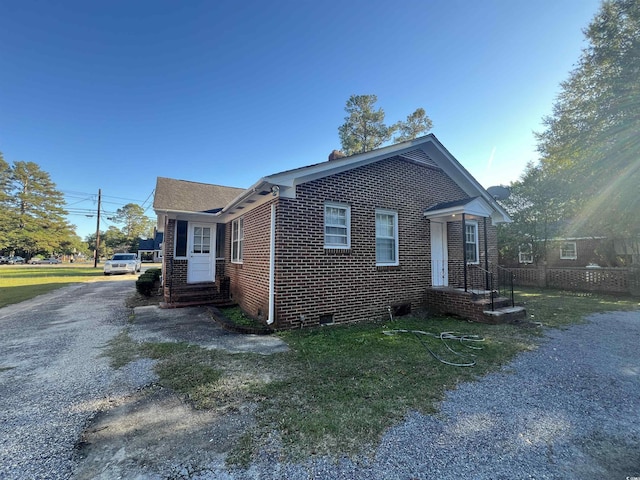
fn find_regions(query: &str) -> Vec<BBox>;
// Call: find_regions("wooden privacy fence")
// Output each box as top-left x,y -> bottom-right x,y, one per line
505,266 -> 640,296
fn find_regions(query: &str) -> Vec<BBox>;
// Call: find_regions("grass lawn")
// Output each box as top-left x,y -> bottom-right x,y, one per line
106,287 -> 639,465
0,265 -> 105,308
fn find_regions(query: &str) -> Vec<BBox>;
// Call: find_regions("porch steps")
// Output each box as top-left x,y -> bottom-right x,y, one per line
163,283 -> 230,308
482,305 -> 527,323
471,295 -> 527,324
425,287 -> 526,324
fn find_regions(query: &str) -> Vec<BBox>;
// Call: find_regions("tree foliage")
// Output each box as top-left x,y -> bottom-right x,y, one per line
338,95 -> 433,155
393,108 -> 434,143
0,156 -> 80,257
497,164 -> 569,264
112,203 -> 155,240
502,0 -> 640,265
86,204 -> 154,258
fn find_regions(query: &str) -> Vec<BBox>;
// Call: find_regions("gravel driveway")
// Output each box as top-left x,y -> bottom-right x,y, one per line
213,309 -> 640,480
0,280 -> 155,480
1,282 -> 638,479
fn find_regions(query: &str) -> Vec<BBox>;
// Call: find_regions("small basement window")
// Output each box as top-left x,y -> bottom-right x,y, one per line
319,314 -> 334,325
391,303 -> 412,317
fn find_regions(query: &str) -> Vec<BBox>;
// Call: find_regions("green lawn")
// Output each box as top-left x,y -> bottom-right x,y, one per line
0,265 -> 105,307
105,287 -> 639,464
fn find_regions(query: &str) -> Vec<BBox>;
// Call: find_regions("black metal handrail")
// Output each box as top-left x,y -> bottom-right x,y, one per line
469,264 -> 495,311
496,265 -> 515,307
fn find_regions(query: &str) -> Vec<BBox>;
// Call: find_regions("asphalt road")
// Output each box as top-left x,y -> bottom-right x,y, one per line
0,279 -> 146,480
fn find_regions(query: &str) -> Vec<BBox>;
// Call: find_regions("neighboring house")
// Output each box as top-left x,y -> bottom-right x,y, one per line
153,135 -> 515,329
507,236 -> 637,268
138,230 -> 164,262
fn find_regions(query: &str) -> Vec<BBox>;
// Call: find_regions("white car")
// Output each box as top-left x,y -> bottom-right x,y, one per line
104,253 -> 141,275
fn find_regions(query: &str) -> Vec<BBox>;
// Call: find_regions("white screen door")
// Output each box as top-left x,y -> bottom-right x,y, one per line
431,221 -> 448,286
187,224 -> 215,283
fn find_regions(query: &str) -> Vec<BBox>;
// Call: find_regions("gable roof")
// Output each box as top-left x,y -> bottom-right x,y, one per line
153,177 -> 245,215
154,135 -> 511,225
221,134 -> 511,224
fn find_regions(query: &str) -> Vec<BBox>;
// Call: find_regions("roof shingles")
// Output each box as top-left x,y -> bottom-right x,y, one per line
153,177 -> 244,213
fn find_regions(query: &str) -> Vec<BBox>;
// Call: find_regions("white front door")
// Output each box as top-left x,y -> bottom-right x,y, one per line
430,221 -> 448,286
187,223 -> 215,283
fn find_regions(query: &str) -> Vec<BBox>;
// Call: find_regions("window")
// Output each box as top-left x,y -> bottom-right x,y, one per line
560,241 -> 577,260
465,222 -> 479,264
216,224 -> 225,259
518,244 -> 534,264
175,220 -> 188,257
324,203 -> 350,248
192,226 -> 211,254
231,217 -> 244,263
376,209 -> 398,266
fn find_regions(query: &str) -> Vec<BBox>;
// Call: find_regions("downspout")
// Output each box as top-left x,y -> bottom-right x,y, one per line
267,202 -> 276,325
462,213 -> 467,292
484,217 -> 489,290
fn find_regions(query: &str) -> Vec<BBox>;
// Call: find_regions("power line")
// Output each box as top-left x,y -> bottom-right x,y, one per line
61,189 -> 148,204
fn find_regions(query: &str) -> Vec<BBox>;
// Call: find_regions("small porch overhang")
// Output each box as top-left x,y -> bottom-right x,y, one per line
423,197 -> 493,222
156,208 -> 222,223
424,197 -> 495,294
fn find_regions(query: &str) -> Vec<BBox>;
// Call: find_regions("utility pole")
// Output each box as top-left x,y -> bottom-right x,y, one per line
94,189 -> 101,268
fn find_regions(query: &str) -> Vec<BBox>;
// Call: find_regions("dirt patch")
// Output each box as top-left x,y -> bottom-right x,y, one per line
71,305 -> 287,478
73,385 -> 256,479
124,290 -> 163,309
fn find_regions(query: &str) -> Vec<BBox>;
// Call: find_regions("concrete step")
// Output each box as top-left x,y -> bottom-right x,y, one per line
482,305 -> 527,324
472,296 -> 513,309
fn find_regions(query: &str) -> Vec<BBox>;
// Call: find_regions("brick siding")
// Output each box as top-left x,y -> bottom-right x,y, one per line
226,201 -> 274,321
232,156 -> 483,329
162,156 -> 504,325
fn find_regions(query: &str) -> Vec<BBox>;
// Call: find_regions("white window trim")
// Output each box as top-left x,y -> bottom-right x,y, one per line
560,241 -> 577,260
518,243 -> 534,264
375,208 -> 399,266
231,217 -> 244,264
324,202 -> 351,249
465,221 -> 479,265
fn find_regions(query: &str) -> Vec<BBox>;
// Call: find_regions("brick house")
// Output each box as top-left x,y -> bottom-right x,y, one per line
507,236 -> 638,268
153,135 -> 515,329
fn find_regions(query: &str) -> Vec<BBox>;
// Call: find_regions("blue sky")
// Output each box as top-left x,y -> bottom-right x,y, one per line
0,0 -> 601,239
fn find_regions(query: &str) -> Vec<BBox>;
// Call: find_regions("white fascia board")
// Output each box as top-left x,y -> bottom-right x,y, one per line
422,140 -> 511,224
424,199 -> 491,220
465,197 -> 494,217
424,196 -> 509,226
154,208 -> 221,223
263,136 -> 436,188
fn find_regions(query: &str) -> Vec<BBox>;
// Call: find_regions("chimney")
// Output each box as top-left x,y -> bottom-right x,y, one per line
328,150 -> 346,161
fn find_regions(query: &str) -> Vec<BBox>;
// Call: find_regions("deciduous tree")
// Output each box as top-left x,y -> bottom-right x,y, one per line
535,0 -> 640,242
502,0 -> 640,266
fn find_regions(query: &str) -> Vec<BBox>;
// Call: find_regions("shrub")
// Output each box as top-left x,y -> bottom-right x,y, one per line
136,273 -> 156,297
145,268 -> 162,281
